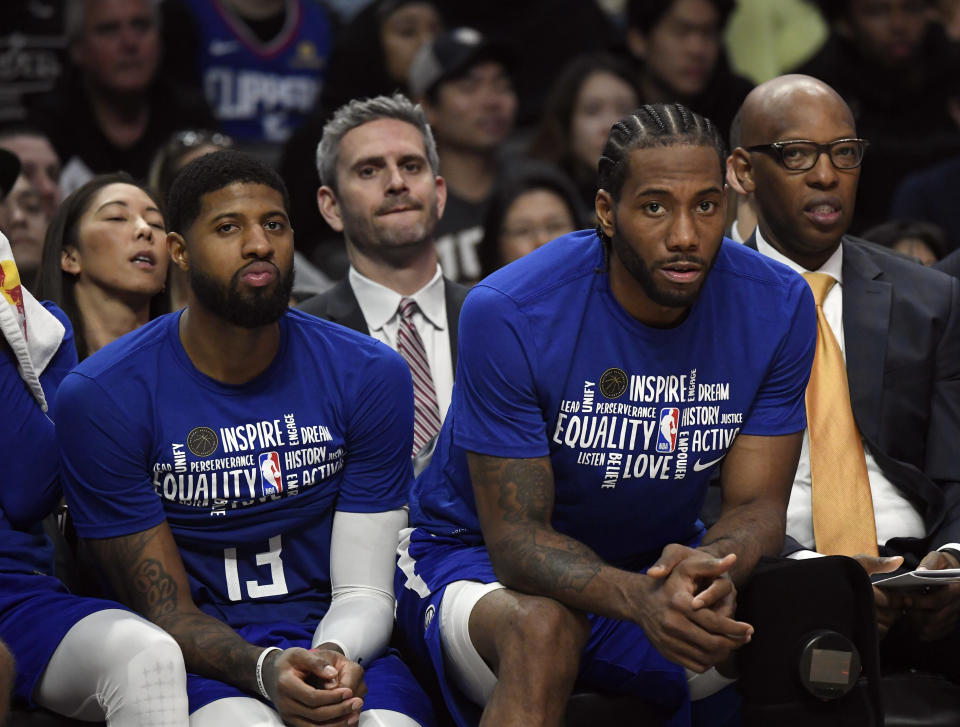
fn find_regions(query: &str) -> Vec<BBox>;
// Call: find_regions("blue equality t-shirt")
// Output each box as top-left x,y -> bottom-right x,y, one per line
56,309 -> 414,629
410,229 -> 816,573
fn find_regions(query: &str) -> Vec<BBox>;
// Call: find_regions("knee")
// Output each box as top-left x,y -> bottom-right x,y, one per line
501,597 -> 589,665
93,610 -> 186,679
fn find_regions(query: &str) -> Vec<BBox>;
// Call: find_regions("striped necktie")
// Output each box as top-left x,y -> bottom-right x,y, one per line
396,297 -> 442,456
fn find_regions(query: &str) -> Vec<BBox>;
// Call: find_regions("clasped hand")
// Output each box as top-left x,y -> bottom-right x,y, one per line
637,543 -> 753,673
263,647 -> 367,726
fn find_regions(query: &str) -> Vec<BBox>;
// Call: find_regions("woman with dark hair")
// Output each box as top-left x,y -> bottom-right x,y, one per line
478,161 -> 581,278
34,172 -> 168,360
527,53 -> 641,218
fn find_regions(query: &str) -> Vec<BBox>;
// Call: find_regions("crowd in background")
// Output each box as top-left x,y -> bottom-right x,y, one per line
5,0 -> 960,303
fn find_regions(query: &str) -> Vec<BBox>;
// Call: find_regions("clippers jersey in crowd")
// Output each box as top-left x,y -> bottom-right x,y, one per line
408,230 -> 816,573
57,309 -> 414,630
187,0 -> 332,142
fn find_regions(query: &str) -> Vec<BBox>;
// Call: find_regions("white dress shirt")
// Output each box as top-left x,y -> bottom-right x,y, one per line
754,230 -> 926,551
348,265 -> 454,422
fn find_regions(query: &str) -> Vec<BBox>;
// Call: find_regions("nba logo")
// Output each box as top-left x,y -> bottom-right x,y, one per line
656,408 -> 680,453
259,451 -> 283,496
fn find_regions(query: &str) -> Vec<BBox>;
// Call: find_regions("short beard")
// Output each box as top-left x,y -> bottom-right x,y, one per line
190,261 -> 294,328
610,218 -> 717,309
341,196 -> 439,261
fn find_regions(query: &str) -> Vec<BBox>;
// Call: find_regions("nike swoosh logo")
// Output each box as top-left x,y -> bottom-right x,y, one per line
692,455 -> 726,472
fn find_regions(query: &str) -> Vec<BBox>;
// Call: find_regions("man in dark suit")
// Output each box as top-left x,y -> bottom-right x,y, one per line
299,93 -> 468,459
729,73 -> 960,678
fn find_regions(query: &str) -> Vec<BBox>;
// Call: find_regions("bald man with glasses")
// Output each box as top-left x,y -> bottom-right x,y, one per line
729,74 -> 960,681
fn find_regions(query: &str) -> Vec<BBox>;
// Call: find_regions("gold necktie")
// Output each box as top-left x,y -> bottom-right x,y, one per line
803,272 -> 879,557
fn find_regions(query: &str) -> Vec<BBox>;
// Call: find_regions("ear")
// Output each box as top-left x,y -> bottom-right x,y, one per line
729,147 -> 757,194
725,154 -> 747,195
168,232 -> 189,272
595,189 -> 616,240
317,186 -> 344,232
435,175 -> 447,221
60,246 -> 81,275
626,27 -> 647,60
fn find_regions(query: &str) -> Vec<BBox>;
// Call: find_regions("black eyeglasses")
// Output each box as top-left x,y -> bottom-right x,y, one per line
745,138 -> 869,171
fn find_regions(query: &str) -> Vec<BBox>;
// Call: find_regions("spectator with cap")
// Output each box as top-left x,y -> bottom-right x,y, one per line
29,0 -> 216,194
408,27 -> 517,284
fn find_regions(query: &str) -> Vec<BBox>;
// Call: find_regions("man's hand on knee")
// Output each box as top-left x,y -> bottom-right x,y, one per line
263,647 -> 364,726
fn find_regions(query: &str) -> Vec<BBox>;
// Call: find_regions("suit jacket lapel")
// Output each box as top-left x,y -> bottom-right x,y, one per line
443,278 -> 468,371
840,239 -> 891,442
326,279 -> 370,335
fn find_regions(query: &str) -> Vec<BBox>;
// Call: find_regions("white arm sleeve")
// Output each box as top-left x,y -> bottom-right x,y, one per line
311,508 -> 407,664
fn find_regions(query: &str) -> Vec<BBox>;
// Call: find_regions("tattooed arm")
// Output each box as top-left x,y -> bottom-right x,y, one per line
84,522 -> 364,725
469,453 -> 754,672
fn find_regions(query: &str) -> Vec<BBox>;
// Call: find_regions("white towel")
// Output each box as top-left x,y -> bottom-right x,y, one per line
0,232 -> 66,411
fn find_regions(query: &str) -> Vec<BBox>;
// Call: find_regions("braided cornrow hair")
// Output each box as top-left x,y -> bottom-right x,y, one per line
597,104 -> 727,247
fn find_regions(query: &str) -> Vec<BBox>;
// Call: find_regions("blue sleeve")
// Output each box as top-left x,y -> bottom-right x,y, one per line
0,303 -> 77,528
337,345 -> 415,512
741,280 -> 816,436
452,285 -> 549,459
55,373 -> 166,538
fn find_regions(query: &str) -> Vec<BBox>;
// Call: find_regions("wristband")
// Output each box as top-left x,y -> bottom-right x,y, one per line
256,646 -> 283,700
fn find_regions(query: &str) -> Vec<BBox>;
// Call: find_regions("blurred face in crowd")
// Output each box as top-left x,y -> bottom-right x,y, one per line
426,61 -> 517,153
570,70 -> 639,171
733,78 -> 861,271
892,236 -> 938,265
499,189 -> 576,265
5,176 -> 48,277
597,142 -> 726,326
839,0 -> 929,68
0,135 -> 61,219
628,0 -> 722,99
71,0 -> 160,94
62,182 -> 168,300
381,2 -> 442,85
319,118 -> 446,258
